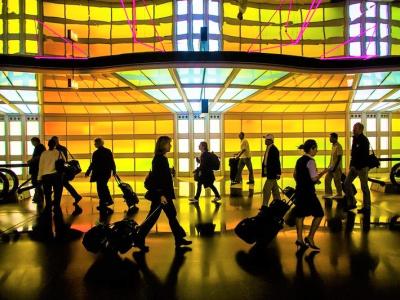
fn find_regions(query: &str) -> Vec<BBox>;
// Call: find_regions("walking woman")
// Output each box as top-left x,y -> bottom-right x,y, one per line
294,139 -> 328,251
136,136 -> 192,252
38,139 -> 66,209
189,141 -> 221,204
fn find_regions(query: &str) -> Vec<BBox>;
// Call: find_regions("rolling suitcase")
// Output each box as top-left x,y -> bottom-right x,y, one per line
229,158 -> 239,182
114,174 -> 139,213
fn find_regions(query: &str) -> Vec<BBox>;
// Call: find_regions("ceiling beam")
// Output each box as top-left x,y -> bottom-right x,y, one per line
364,89 -> 399,112
168,68 -> 192,114
211,68 -> 240,107
43,101 -> 155,106
346,74 -> 361,113
0,94 -> 24,114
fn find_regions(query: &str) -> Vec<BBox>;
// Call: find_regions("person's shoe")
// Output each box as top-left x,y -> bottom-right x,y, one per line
247,181 -> 255,184
295,239 -> 308,250
322,194 -> 333,199
175,238 -> 192,248
104,200 -> 114,207
189,198 -> 199,204
332,194 -> 344,199
74,195 -> 82,204
211,196 -> 222,203
304,236 -> 320,251
357,207 -> 371,214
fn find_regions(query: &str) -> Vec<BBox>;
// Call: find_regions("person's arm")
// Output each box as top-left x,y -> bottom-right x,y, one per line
38,153 -> 44,181
330,155 -> 342,172
307,159 -> 328,182
110,150 -> 116,175
275,148 -> 281,178
236,149 -> 245,158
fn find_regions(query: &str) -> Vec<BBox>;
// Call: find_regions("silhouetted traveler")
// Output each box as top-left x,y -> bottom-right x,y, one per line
136,136 -> 192,252
261,134 -> 281,206
51,136 -> 82,204
294,139 -> 328,251
85,138 -> 116,212
344,122 -> 371,214
28,137 -> 46,202
38,139 -> 65,209
233,132 -> 254,184
324,133 -> 343,199
189,141 -> 221,204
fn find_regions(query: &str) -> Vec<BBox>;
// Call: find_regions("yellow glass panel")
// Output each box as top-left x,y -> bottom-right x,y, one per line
67,140 -> 90,154
223,3 -> 238,19
242,120 -> 261,133
115,158 -> 134,172
326,119 -> 345,132
243,7 -> 260,21
45,121 -> 66,135
314,155 -> 326,168
90,6 -> 111,21
286,105 -> 306,112
247,138 -> 262,152
113,140 -> 134,153
44,2 -> 64,17
224,120 -> 241,133
136,25 -> 154,38
135,139 -> 155,153
327,103 -> 346,112
135,158 -> 152,172
282,44 -> 302,56
8,20 -> 20,34
282,156 -> 299,169
304,120 -> 325,132
8,40 -> 20,54
8,0 -> 19,13
136,5 -> 153,20
0,20 -> 2,34
283,137 -> 303,151
222,23 -> 239,36
112,24 -> 133,38
112,7 -> 131,21
325,26 -> 344,39
156,120 -> 173,134
326,137 -> 346,150
25,19 -> 37,34
302,45 -> 324,58
324,7 -> 344,20
91,122 -> 112,135
134,121 -> 155,134
113,121 -> 133,135
303,27 -> 324,40
156,23 -> 172,37
283,120 -> 302,133
262,120 -> 281,133
25,0 -> 37,15
305,104 -> 328,112
66,5 -> 89,21
0,41 -> 3,53
333,91 -> 350,101
252,157 -> 262,170
25,40 -> 38,53
260,8 -> 280,24
392,119 -> 400,131
268,104 -> 289,112
155,2 -> 172,18
224,139 -> 238,152
77,159 -> 90,174
90,25 -> 111,39
261,26 -> 281,40
67,122 -> 90,135
392,137 -> 400,149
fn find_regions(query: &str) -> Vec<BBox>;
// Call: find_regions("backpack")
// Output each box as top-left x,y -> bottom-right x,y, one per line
209,152 -> 220,171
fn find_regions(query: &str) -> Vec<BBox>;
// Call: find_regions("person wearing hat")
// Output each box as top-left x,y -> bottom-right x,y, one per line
261,134 -> 281,206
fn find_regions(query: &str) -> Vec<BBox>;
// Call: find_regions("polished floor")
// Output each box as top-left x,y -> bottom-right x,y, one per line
0,176 -> 400,300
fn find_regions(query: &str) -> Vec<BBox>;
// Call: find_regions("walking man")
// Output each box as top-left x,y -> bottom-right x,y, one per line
261,134 -> 281,206
234,132 -> 254,184
28,137 -> 46,203
324,133 -> 343,199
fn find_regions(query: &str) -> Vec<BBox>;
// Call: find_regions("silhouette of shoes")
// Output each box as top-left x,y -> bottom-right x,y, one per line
295,239 -> 308,250
175,246 -> 192,254
304,237 -> 320,251
246,181 -> 255,184
74,195 -> 82,204
211,197 -> 221,203
175,238 -> 192,247
357,207 -> 371,214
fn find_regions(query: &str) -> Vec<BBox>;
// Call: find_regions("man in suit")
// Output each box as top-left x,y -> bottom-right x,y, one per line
261,134 -> 281,206
51,136 -> 82,204
85,138 -> 116,212
28,137 -> 46,203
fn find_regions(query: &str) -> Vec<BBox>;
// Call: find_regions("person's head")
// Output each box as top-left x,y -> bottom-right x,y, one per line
264,133 -> 274,146
299,139 -> 318,157
48,138 -> 56,150
155,136 -> 172,155
31,137 -> 40,147
353,122 -> 364,137
330,132 -> 338,144
239,132 -> 245,140
199,141 -> 208,152
94,137 -> 104,149
51,136 -> 60,145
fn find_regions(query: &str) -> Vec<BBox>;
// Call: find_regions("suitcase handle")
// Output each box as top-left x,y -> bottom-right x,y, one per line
277,184 -> 296,207
139,204 -> 163,227
113,173 -> 122,184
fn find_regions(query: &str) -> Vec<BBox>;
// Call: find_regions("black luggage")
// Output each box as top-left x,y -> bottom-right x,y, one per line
82,223 -> 110,253
229,158 -> 239,182
114,174 -> 139,213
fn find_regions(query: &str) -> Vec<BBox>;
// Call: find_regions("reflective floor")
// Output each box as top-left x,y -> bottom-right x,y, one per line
1,176 -> 400,300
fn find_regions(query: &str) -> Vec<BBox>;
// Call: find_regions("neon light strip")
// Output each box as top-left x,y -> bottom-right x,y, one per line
321,55 -> 376,60
34,56 -> 88,60
141,0 -> 166,51
35,19 -> 88,57
284,0 -> 294,41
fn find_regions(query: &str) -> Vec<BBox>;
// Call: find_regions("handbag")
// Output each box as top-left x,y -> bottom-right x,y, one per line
64,149 -> 82,180
144,170 -> 157,190
55,151 -> 65,173
194,168 -> 201,182
367,147 -> 380,170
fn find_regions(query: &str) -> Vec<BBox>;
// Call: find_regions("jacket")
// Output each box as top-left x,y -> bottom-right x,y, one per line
197,151 -> 216,186
261,144 -> 281,179
86,146 -> 116,182
350,134 -> 370,170
151,154 -> 175,200
29,143 -> 46,175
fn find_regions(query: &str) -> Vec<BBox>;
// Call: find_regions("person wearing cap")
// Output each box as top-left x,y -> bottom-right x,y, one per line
233,132 -> 254,184
323,133 -> 343,200
261,134 -> 281,206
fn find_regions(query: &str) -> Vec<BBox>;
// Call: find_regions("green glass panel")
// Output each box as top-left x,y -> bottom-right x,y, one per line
5,72 -> 36,87
392,6 -> 400,21
392,26 -> 400,39
232,69 -> 264,85
382,71 -> 400,85
0,72 -> 10,86
205,68 -> 232,84
368,89 -> 392,100
177,68 -> 204,84
354,89 -> 374,100
359,72 -> 390,86
142,69 -> 174,85
232,89 -> 258,100
143,89 -> 168,101
251,71 -> 288,86
117,71 -> 153,86
303,27 -> 324,40
324,7 -> 344,20
160,88 -> 182,100
220,88 -> 241,100
325,26 -> 344,39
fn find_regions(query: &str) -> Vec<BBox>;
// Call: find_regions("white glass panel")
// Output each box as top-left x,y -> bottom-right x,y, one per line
349,42 -> 361,56
27,121 -> 39,136
350,118 -> 362,130
380,24 -> 389,38
0,141 -> 5,155
380,137 -> 388,150
380,154 -> 388,168
366,42 -> 376,56
10,121 -> 21,135
10,141 -> 22,155
177,21 -> 188,35
193,0 -> 203,14
177,0 -> 188,15
349,24 -> 360,37
194,138 -> 203,153
178,139 -> 189,153
366,3 -> 376,18
193,38 -> 200,51
27,141 -> 35,155
193,20 -> 204,34
349,4 -> 361,22
11,161 -> 23,176
178,119 -> 189,133
367,118 -> 376,131
380,5 -> 388,19
0,122 -> 4,135
369,136 -> 376,149
209,20 -> 220,34
210,119 -> 220,133
209,0 -> 219,16
179,158 -> 189,172
177,39 -> 188,51
194,119 -> 205,133
366,23 -> 377,36
210,139 -> 220,152
209,40 -> 219,51
380,42 -> 388,56
380,118 -> 388,131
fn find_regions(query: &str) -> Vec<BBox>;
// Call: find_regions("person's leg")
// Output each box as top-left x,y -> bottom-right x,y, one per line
324,171 -> 333,196
333,169 -> 343,195
359,167 -> 371,209
97,177 -> 113,207
234,159 -> 245,183
163,201 -> 186,242
245,158 -> 254,183
137,201 -> 162,241
52,174 -> 64,208
209,184 -> 221,198
271,179 -> 281,200
295,217 -> 304,242
63,178 -> 81,201
42,175 -> 53,208
262,179 -> 273,206
308,217 -> 323,240
344,167 -> 358,206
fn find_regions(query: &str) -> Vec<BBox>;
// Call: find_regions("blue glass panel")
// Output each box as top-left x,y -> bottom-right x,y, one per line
0,90 -> 22,102
0,72 -> 11,86
18,90 -> 38,102
5,72 -> 36,87
387,90 -> 400,100
220,88 -> 242,100
205,68 -> 232,84
183,87 -> 202,100
177,68 -> 204,84
189,102 -> 201,112
0,104 -> 18,113
143,89 -> 169,101
204,87 -> 220,99
381,71 -> 400,86
164,103 -> 180,112
218,103 -> 234,112
359,72 -> 390,86
175,103 -> 188,112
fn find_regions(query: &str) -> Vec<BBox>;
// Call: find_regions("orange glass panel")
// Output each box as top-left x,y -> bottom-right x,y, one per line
156,120 -> 173,134
283,120 -> 303,132
145,104 -> 169,113
64,106 -> 88,114
332,91 -> 350,101
223,41 -> 240,51
285,105 -> 306,112
44,2 -> 64,17
91,122 -> 112,135
304,104 -> 328,112
302,45 -> 324,58
112,43 -> 133,55
107,105 -> 131,114
242,120 -> 261,133
89,44 -> 111,57
59,91 -> 81,102
86,106 -> 110,114
267,104 -> 289,112
127,105 -> 152,113
66,140 -> 90,154
45,121 -> 66,135
44,91 -> 61,102
282,45 -> 302,56
327,103 -> 346,112
134,121 -> 155,134
44,105 -> 65,114
262,120 -> 281,133
67,122 -> 89,135
326,119 -> 345,132
113,121 -> 133,135
317,91 -> 336,101
90,25 -> 111,39
113,140 -> 134,153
